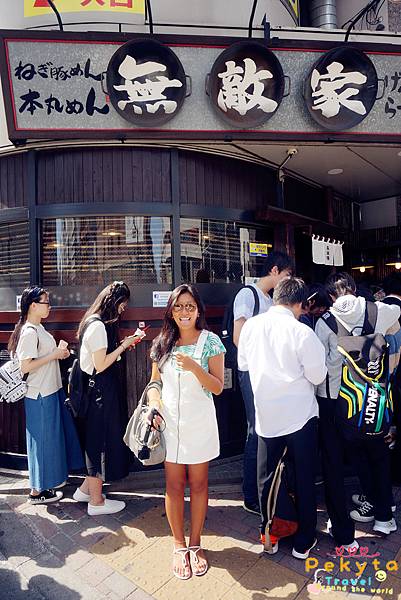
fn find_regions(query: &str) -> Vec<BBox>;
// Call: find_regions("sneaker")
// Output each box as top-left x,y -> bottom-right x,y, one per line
352,494 -> 396,513
373,518 -> 397,535
243,501 -> 260,516
350,501 -> 374,522
87,498 -> 126,516
292,539 -> 317,560
73,487 -> 105,503
352,493 -> 367,507
343,540 -> 359,553
28,489 -> 63,505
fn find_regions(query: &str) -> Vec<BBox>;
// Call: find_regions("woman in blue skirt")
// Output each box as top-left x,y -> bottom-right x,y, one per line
8,286 -> 84,504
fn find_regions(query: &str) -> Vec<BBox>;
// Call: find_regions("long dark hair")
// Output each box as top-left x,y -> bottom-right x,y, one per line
151,284 -> 208,364
8,285 -> 47,355
77,281 -> 130,339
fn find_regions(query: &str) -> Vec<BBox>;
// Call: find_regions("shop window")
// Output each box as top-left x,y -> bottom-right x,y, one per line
0,221 -> 30,288
42,216 -> 172,288
180,218 -> 273,284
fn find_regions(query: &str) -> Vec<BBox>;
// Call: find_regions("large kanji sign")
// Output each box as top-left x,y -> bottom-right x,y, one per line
0,31 -> 400,141
24,0 -> 145,16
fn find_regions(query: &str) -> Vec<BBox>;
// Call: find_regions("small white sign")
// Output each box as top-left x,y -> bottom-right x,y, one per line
223,368 -> 233,390
152,291 -> 172,308
16,295 -> 22,311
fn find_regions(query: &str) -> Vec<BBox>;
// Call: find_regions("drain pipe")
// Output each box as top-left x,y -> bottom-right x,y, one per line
310,0 -> 337,29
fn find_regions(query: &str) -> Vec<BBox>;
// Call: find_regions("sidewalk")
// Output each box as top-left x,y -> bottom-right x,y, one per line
1,458 -> 401,600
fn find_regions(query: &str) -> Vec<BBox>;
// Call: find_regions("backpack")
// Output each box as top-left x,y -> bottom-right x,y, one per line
261,447 -> 298,552
322,301 -> 392,439
65,316 -> 102,418
221,285 -> 260,369
0,326 -> 38,404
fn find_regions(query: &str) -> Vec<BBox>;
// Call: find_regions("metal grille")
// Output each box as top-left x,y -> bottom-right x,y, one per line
42,216 -> 172,287
180,218 -> 273,284
0,221 -> 30,288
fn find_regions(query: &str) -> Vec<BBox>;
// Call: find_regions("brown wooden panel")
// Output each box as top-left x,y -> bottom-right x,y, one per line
0,154 -> 27,209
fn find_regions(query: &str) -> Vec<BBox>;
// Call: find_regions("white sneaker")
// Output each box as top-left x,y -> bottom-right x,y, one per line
373,518 -> 397,535
88,498 -> 126,516
292,539 -> 317,560
343,540 -> 359,552
73,487 -> 105,503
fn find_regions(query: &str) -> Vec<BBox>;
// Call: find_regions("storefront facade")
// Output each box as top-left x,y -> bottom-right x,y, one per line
1,4 -> 401,460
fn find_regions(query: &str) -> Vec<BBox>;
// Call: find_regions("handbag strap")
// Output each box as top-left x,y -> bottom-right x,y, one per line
193,330 -> 209,361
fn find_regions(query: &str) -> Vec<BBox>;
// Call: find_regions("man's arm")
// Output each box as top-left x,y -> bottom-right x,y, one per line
299,330 -> 327,386
233,317 -> 246,348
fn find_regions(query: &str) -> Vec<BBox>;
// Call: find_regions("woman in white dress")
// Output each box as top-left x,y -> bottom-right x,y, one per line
148,284 -> 225,580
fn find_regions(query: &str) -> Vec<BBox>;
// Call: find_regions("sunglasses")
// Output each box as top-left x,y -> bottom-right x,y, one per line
172,303 -> 197,313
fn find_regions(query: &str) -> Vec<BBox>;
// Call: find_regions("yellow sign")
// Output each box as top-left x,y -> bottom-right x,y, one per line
280,0 -> 299,23
249,243 -> 269,257
24,0 -> 145,17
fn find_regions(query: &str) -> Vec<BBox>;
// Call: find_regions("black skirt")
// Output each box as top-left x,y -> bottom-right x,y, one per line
83,325 -> 129,482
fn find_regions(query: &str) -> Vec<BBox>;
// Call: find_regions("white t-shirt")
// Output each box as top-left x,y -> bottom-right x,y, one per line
233,284 -> 273,321
80,319 -> 108,375
16,322 -> 62,399
238,305 -> 327,438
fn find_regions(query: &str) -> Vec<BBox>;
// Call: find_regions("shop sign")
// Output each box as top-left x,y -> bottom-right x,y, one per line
152,291 -> 171,308
207,41 -> 286,128
107,39 -> 188,126
24,0 -> 145,16
249,242 -> 269,256
304,46 -> 379,131
1,32 -> 401,140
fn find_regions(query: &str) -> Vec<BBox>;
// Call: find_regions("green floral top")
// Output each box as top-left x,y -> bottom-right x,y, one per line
173,331 -> 226,372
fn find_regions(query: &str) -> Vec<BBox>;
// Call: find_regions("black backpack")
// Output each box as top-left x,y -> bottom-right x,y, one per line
65,315 -> 102,418
221,285 -> 260,369
322,301 -> 392,439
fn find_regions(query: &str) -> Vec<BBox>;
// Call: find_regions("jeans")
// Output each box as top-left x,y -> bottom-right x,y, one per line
258,417 -> 318,553
238,370 -> 259,506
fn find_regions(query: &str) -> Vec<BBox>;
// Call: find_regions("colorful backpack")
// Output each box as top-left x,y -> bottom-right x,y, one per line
322,301 -> 392,439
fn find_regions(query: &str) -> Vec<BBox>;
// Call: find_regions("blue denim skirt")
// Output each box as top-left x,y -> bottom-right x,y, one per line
24,388 -> 84,491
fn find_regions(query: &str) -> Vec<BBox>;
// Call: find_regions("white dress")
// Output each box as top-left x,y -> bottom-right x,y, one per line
159,330 -> 225,464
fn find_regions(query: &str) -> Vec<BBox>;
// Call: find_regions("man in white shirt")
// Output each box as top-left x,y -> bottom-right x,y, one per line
233,251 -> 293,515
238,277 -> 327,559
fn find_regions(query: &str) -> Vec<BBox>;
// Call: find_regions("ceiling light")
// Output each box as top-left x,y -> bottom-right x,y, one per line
351,265 -> 374,273
328,168 -> 343,175
386,248 -> 401,269
102,231 -> 122,237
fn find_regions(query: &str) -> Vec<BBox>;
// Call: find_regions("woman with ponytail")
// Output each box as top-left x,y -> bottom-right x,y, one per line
147,284 -> 225,579
9,286 -> 83,504
74,281 -> 141,516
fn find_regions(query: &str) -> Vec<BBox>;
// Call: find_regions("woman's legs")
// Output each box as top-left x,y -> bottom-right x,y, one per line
188,462 -> 209,574
83,476 -> 104,505
164,462 -> 190,578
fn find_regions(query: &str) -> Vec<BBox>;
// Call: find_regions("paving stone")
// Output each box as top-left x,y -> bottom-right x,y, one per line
64,548 -> 94,571
101,571 -> 138,598
206,536 -> 260,586
126,588 -> 156,600
77,556 -> 115,586
234,558 -> 307,599
50,532 -> 78,559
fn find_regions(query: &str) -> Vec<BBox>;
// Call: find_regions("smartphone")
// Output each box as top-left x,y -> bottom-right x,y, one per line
58,340 -> 68,349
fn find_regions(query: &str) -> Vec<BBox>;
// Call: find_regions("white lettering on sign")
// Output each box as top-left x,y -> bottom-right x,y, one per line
311,61 -> 367,119
217,58 -> 278,116
114,55 -> 183,115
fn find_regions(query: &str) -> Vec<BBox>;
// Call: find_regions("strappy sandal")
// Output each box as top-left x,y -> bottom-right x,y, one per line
173,547 -> 191,580
188,545 -> 208,576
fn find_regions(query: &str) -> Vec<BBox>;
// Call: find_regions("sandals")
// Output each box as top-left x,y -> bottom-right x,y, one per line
173,547 -> 191,580
188,545 -> 208,577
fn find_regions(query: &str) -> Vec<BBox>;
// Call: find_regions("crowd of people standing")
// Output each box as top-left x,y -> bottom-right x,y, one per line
8,255 -> 401,580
